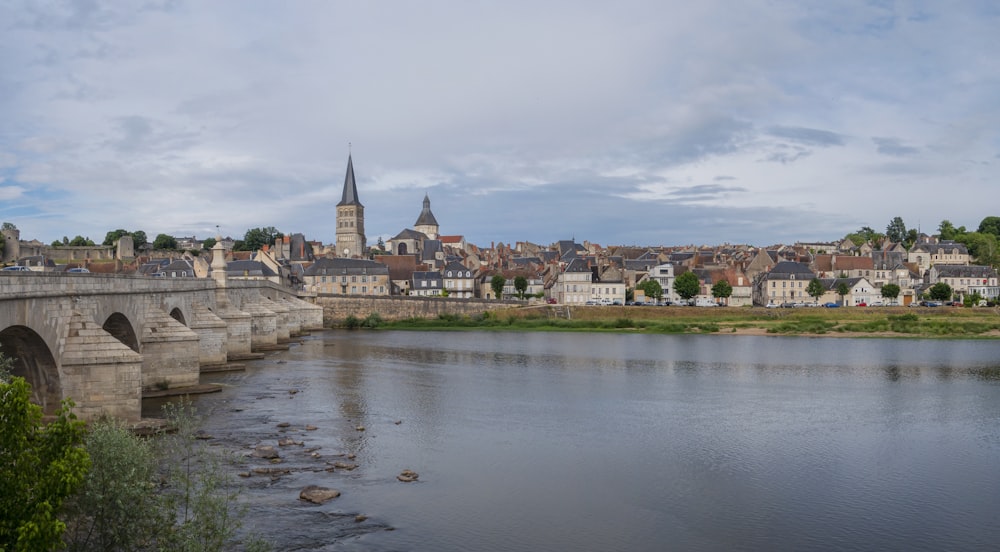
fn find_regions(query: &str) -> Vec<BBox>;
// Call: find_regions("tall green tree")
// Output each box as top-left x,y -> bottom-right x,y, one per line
1,222 -> 16,231
711,279 -> 732,304
236,227 -> 282,252
806,278 -> 825,302
881,283 -> 901,303
514,276 -> 528,299
836,282 -> 851,305
0,352 -> 91,552
152,234 -> 178,250
490,274 -> 506,300
673,271 -> 701,301
929,282 -> 953,301
202,237 -> 217,250
131,230 -> 148,248
886,217 -> 907,244
636,279 -> 663,302
977,216 -> 1000,238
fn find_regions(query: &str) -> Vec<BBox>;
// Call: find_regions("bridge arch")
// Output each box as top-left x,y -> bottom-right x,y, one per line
0,325 -> 61,415
103,312 -> 140,352
169,307 -> 186,326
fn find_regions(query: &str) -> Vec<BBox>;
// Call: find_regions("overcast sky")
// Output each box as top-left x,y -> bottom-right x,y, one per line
1,1 -> 998,249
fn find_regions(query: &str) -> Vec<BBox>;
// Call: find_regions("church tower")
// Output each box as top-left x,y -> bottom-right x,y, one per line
414,193 -> 439,240
335,154 -> 366,257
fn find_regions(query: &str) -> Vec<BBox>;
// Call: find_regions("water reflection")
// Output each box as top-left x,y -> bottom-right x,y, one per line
173,331 -> 1000,552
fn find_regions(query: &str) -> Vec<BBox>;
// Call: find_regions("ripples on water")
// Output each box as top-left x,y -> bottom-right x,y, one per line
156,332 -> 1000,551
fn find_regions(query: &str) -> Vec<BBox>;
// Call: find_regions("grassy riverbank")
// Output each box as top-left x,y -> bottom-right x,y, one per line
380,305 -> 1000,338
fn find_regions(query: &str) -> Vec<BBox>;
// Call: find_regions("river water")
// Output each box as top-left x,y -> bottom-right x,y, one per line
145,331 -> 1000,551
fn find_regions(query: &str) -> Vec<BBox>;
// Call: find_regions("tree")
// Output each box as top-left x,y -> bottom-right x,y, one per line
977,216 -> 1000,238
836,282 -> 850,305
68,235 -> 95,247
881,283 -> 901,303
886,217 -> 907,244
938,220 -> 956,241
490,274 -> 506,300
152,233 -> 178,250
1,353 -> 91,552
962,232 -> 999,267
102,229 -> 129,246
236,227 -> 282,252
1,221 -> 16,231
858,226 -> 879,243
806,278 -> 825,302
131,230 -> 148,248
63,420 -> 165,552
711,279 -> 732,304
929,282 -> 953,302
636,279 -> 663,302
673,271 -> 701,302
202,237 -> 217,250
514,276 -> 528,299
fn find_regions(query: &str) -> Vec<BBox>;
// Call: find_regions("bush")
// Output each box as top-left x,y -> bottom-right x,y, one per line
361,312 -> 383,328
343,315 -> 361,329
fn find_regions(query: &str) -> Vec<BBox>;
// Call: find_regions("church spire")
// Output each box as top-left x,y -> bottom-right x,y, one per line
415,193 -> 438,227
338,154 -> 362,207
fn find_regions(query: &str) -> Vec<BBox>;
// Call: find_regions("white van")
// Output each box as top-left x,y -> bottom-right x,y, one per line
694,298 -> 719,307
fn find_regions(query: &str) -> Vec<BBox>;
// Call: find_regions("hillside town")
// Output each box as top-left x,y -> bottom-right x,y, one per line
3,156 -> 999,308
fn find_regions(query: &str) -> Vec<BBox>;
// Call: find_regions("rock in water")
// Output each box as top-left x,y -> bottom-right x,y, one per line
252,445 -> 280,459
299,485 -> 341,504
397,469 -> 419,482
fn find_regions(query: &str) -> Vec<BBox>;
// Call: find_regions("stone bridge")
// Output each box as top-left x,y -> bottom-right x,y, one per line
0,273 -> 323,421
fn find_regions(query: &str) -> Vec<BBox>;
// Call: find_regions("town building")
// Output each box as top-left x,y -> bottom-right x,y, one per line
303,257 -> 389,295
335,154 -> 366,258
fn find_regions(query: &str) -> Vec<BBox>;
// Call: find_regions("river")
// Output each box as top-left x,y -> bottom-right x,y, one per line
145,331 -> 1000,551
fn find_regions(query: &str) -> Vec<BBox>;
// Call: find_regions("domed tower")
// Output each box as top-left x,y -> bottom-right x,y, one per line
414,194 -> 439,240
335,154 -> 366,257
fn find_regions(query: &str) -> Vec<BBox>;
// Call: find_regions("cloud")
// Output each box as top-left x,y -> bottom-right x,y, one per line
765,126 -> 846,147
872,137 -> 920,157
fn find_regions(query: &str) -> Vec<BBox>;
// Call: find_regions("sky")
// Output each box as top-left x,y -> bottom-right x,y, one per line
1,1 -> 998,250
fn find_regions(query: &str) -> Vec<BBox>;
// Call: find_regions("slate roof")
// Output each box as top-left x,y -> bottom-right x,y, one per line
390,228 -> 429,241
415,194 -> 439,226
932,264 -> 997,278
422,239 -> 443,262
766,261 -> 816,280
227,260 -> 277,277
337,154 -> 363,207
304,257 -> 388,276
564,257 -> 591,273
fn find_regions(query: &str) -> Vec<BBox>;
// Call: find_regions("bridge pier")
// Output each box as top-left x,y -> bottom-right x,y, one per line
60,311 -> 143,421
140,307 -> 200,390
241,300 -> 278,351
189,302 -> 228,366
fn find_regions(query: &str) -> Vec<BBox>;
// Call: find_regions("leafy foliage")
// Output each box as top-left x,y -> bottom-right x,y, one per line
0,361 -> 91,552
63,419 -> 165,552
202,237 -> 217,250
928,282 -> 953,301
514,276 -> 528,299
885,216 -> 907,244
636,279 -> 663,301
673,271 -> 701,301
977,216 -> 1000,238
881,283 -> 901,301
68,236 -> 95,247
836,282 -> 850,301
710,279 -> 732,300
152,234 -> 178,250
234,227 -> 282,252
806,278 -> 825,301
490,274 -> 506,300
103,229 -> 147,248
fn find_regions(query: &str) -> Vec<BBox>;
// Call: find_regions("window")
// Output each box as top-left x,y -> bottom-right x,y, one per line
351,286 -> 357,293
362,286 -> 367,293
321,276 -> 327,283
447,271 -> 453,277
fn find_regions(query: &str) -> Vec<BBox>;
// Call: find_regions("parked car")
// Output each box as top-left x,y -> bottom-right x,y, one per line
765,302 -> 779,308
823,302 -> 840,308
2,265 -> 31,271
67,267 -> 90,273
546,298 -> 557,304
856,302 -> 867,307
